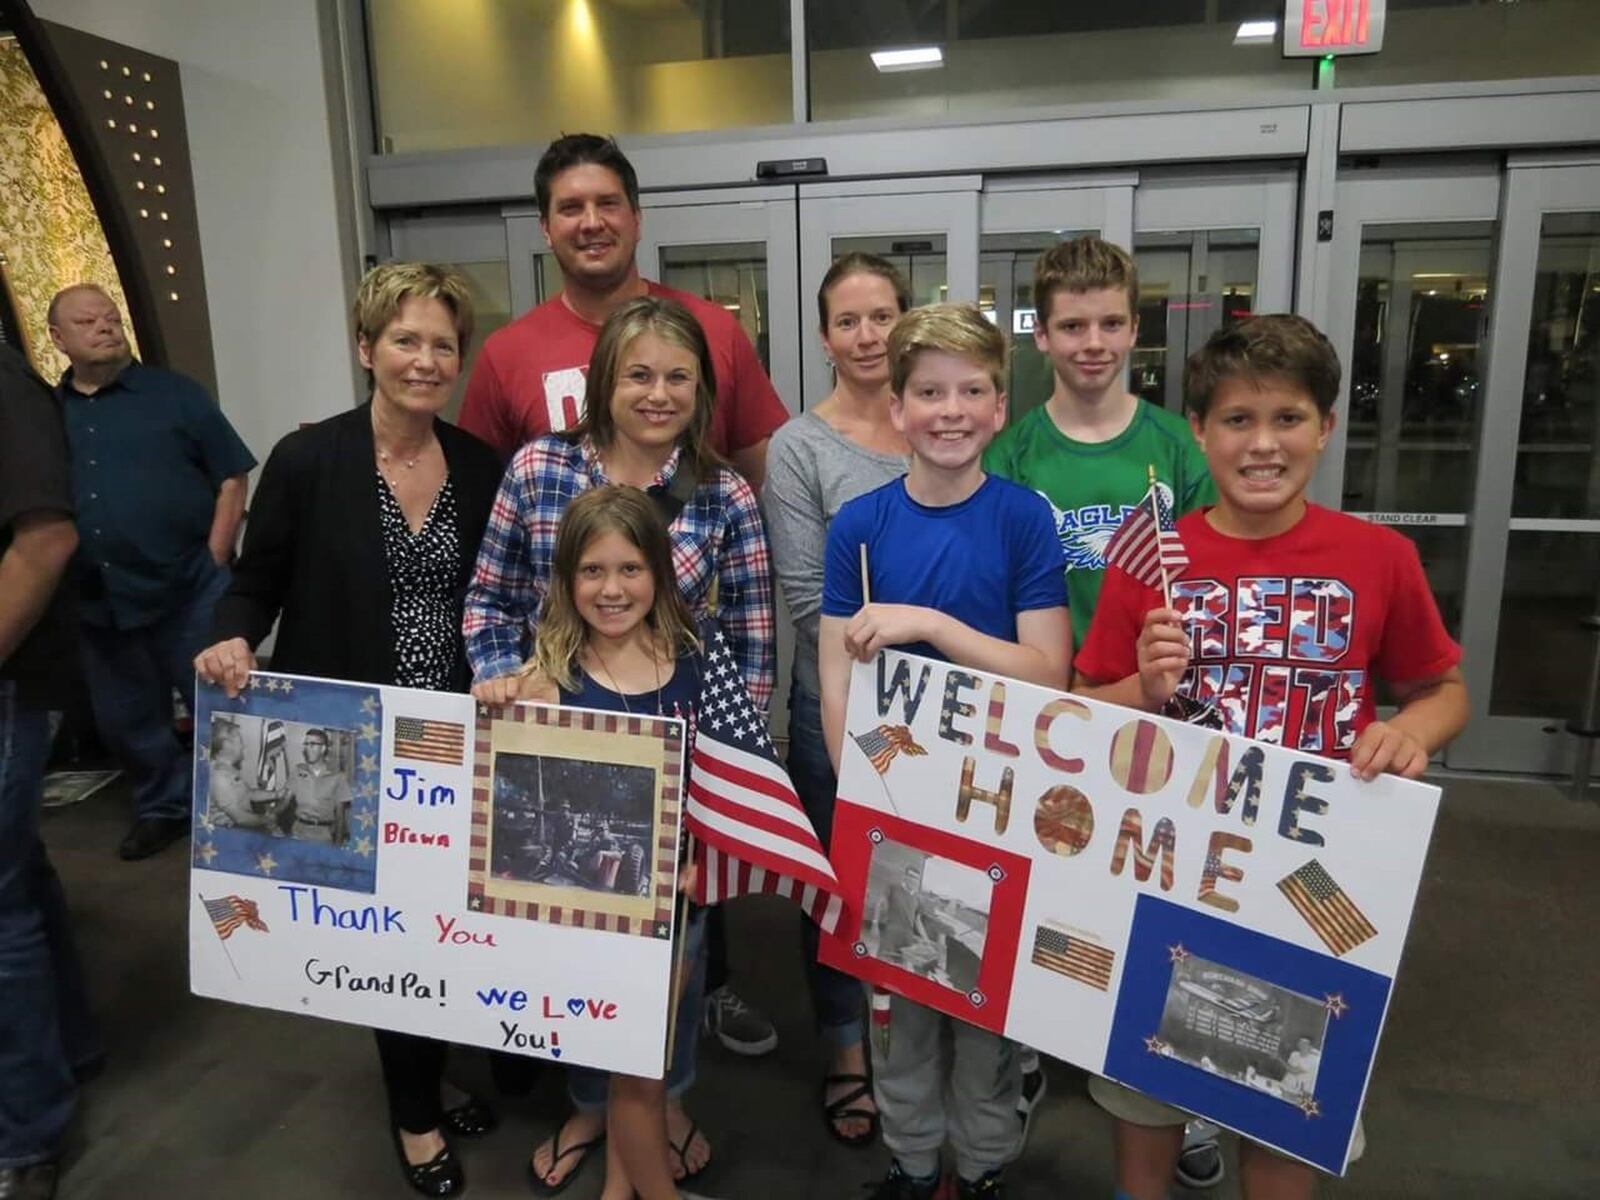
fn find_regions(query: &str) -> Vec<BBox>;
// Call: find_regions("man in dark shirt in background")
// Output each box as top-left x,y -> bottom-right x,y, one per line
48,285 -> 256,860
0,342 -> 99,1200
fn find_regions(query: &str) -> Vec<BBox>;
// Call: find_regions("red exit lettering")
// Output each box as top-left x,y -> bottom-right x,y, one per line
1299,0 -> 1375,50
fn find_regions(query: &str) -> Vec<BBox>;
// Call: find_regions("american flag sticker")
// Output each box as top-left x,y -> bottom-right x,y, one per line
851,724 -> 927,775
1276,859 -> 1378,957
393,716 -> 466,766
1030,921 -> 1116,990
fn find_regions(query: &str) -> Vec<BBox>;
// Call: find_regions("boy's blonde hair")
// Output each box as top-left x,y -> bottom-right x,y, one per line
888,303 -> 1008,395
1031,236 -> 1139,325
352,262 -> 476,353
524,485 -> 699,691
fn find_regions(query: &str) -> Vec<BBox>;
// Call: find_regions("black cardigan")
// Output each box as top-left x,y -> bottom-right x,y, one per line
212,403 -> 503,691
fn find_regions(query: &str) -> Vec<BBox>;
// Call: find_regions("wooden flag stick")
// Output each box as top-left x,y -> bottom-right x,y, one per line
1147,463 -> 1173,612
664,832 -> 697,1069
859,542 -> 872,605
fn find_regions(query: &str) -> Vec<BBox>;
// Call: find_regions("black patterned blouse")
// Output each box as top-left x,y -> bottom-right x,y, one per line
377,472 -> 462,691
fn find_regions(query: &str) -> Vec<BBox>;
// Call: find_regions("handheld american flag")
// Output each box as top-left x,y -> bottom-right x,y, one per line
685,629 -> 846,933
1104,476 -> 1189,592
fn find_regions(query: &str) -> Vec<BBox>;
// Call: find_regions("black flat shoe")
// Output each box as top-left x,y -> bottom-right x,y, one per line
118,816 -> 189,861
392,1128 -> 465,1197
442,1098 -> 498,1137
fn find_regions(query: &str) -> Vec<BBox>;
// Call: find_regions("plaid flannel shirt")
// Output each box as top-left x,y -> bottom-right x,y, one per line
463,434 -> 776,710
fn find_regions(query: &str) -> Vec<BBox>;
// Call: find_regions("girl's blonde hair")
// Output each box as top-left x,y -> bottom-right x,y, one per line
524,485 -> 699,690
574,296 -> 723,481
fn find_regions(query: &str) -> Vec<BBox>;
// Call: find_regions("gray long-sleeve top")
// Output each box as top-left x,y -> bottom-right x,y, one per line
761,411 -> 907,698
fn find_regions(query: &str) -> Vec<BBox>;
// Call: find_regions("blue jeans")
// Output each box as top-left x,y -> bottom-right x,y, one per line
570,904 -> 707,1111
79,564 -> 230,822
0,681 -> 93,1167
788,684 -> 865,1052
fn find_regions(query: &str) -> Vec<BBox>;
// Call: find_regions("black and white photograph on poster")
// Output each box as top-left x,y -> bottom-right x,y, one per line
1155,952 -> 1330,1105
862,837 -> 993,995
201,714 -> 358,845
490,752 -> 656,897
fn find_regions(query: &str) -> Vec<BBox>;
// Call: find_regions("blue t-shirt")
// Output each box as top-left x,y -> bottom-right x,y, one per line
821,474 -> 1068,662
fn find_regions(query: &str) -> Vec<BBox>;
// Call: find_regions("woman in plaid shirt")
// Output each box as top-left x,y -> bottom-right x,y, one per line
464,296 -> 775,709
461,295 -> 776,1194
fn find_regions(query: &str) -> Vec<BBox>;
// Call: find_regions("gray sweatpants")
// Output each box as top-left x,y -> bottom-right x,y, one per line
871,993 -> 1022,1181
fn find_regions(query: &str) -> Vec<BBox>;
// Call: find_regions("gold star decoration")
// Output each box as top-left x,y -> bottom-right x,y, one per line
354,810 -> 375,828
197,841 -> 218,865
256,852 -> 278,876
1298,1096 -> 1321,1119
468,894 -> 483,911
352,836 -> 374,858
198,811 -> 217,834
360,754 -> 378,772
1324,992 -> 1349,1018
1168,943 -> 1190,964
278,679 -> 294,695
358,721 -> 379,741
355,780 -> 377,801
361,695 -> 378,714
1144,1034 -> 1168,1055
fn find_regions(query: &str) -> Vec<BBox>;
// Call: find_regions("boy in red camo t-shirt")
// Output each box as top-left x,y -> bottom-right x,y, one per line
1073,314 -> 1468,1200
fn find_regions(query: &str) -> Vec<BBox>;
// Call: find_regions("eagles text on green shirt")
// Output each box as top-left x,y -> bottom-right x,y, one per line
984,400 -> 1216,647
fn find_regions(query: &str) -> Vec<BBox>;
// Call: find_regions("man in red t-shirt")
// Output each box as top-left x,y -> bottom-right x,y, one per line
1074,314 -> 1468,1200
458,133 -> 788,490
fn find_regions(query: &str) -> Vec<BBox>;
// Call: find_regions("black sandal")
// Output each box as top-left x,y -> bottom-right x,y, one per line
526,1124 -> 606,1197
822,1073 -> 880,1147
391,1128 -> 464,1197
442,1097 -> 498,1137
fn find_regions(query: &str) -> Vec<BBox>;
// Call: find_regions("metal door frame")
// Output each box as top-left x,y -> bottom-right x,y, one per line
796,177 -> 982,409
1452,155 -> 1600,772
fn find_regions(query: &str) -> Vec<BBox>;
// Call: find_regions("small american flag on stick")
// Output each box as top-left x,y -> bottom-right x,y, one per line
203,894 -> 269,940
852,724 -> 927,774
686,629 -> 845,933
1104,468 -> 1190,599
1277,859 -> 1378,957
394,716 -> 465,765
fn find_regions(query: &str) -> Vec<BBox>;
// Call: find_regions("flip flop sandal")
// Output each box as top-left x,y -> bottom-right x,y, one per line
526,1125 -> 606,1196
669,1117 -> 712,1183
441,1098 -> 498,1137
821,1073 -> 880,1148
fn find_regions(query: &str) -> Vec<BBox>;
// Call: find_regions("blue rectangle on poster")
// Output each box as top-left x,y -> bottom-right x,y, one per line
1103,894 -> 1391,1174
192,674 -> 383,894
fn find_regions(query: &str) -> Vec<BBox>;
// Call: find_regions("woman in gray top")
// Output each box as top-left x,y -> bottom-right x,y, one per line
762,253 -> 910,1147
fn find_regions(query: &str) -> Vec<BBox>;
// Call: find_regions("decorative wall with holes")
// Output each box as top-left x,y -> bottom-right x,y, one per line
15,14 -> 217,396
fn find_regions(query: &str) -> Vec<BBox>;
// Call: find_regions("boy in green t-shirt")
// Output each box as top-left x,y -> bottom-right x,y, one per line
982,235 -> 1221,1185
984,236 -> 1215,651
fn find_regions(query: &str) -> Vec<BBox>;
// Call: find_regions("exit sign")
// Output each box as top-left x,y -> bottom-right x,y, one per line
1283,0 -> 1386,56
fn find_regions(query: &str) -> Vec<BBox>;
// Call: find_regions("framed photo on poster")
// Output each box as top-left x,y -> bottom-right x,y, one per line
467,704 -> 686,939
192,675 -> 382,894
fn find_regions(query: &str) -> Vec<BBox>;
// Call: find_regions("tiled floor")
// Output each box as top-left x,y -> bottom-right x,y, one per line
40,776 -> 1600,1198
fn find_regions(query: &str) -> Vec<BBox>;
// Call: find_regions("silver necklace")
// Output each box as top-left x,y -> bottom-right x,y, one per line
587,641 -> 664,715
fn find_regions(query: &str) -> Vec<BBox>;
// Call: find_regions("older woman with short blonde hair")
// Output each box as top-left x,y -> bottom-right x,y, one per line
195,263 -> 503,1197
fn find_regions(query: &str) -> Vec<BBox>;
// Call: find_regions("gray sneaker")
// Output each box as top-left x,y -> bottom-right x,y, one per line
703,983 -> 778,1056
1175,1119 -> 1225,1189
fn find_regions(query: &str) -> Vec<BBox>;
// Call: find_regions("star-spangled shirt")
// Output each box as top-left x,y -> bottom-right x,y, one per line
462,434 -> 775,711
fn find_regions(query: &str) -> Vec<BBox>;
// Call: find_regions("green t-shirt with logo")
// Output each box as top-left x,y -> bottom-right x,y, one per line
983,400 -> 1216,647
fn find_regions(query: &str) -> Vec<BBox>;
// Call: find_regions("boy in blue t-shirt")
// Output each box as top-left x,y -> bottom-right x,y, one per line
819,304 -> 1071,1200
